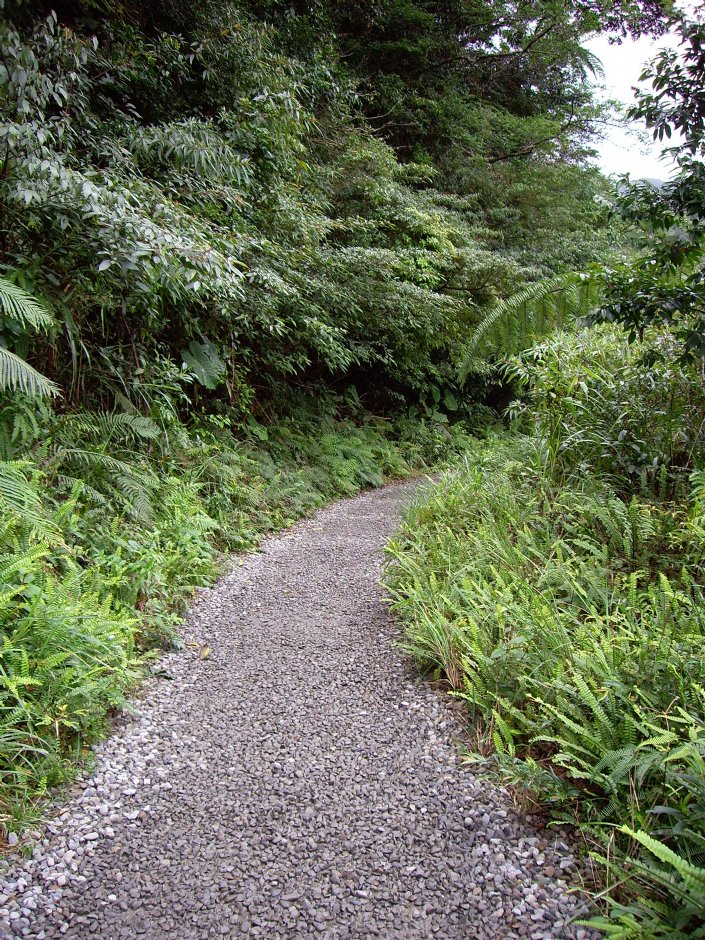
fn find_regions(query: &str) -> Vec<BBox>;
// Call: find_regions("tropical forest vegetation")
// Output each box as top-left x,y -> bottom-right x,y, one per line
1,0 -> 704,934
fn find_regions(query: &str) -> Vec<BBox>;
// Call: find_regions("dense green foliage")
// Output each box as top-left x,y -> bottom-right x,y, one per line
386,325 -> 705,936
6,5 -> 705,937
1,0 -> 663,411
0,0 -> 660,825
387,12 -> 705,933
0,0 -> 663,815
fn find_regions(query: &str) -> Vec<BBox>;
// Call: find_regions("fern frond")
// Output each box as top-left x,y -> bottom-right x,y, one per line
55,448 -> 146,476
64,412 -> 161,443
574,47 -> 606,81
52,448 -> 157,521
623,826 -> 705,897
114,473 -> 155,522
0,277 -> 54,331
459,271 -> 603,378
0,462 -> 60,541
0,547 -> 49,585
102,413 -> 160,441
0,347 -> 59,398
54,474 -> 109,506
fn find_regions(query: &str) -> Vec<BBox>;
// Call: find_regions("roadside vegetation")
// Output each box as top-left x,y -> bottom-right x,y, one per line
0,397 -> 471,827
0,0 -> 642,825
386,11 -> 705,937
3,0 -> 705,933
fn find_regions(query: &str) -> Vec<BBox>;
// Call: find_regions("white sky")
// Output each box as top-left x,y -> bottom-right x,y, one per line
585,22 -> 685,180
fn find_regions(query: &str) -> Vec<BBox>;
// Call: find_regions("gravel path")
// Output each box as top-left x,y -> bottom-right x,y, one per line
1,481 -> 594,940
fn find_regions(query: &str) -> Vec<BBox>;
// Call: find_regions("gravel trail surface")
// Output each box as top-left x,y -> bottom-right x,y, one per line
1,481 -> 593,939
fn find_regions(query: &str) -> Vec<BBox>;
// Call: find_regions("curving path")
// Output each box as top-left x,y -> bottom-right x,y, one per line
1,481 -> 593,939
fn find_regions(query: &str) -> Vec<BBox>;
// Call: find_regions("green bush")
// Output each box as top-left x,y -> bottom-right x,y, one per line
505,324 -> 705,495
385,327 -> 705,937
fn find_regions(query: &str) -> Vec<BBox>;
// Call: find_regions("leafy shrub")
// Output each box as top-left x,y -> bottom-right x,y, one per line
385,327 -> 705,937
0,478 -> 138,825
0,5 -> 534,411
505,324 -> 705,495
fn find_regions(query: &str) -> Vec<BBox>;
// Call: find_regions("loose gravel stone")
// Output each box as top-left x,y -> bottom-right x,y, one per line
0,482 -> 596,939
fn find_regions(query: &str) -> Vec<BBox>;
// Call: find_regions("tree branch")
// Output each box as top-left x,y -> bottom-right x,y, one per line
486,101 -> 583,164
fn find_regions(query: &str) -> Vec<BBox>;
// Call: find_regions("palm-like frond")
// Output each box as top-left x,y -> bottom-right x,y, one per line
0,277 -> 54,331
54,446 -> 147,477
0,277 -> 59,398
0,461 -> 61,541
619,826 -> 705,923
0,347 -> 60,398
573,46 -> 606,81
460,271 -> 603,378
53,448 -> 157,522
64,412 -> 161,443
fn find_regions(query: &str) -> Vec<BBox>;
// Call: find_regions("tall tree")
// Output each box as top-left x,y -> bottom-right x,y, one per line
599,9 -> 705,356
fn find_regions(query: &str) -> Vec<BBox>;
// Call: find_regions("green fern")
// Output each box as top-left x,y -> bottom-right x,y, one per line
585,827 -> 705,937
52,448 -> 157,522
65,412 -> 161,444
0,278 -> 54,331
0,347 -> 59,399
460,270 -> 603,377
0,547 -> 51,585
0,277 -> 59,398
0,462 -> 60,541
624,827 -> 705,898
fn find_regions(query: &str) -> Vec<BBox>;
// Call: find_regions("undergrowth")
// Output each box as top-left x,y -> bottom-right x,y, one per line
385,325 -> 705,938
0,402 -> 471,832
